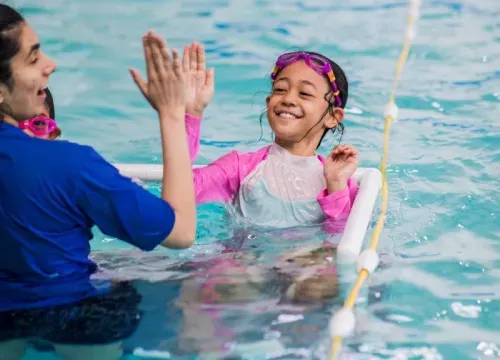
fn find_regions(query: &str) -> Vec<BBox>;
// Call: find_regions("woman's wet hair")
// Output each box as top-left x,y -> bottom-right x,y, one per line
0,4 -> 24,89
260,51 -> 349,149
0,4 -> 24,122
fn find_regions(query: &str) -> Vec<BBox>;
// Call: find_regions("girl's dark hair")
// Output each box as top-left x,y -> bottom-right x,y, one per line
44,87 -> 55,119
0,4 -> 24,88
307,51 -> 348,148
261,51 -> 349,149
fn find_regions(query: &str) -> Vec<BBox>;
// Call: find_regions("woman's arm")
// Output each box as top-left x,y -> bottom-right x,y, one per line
82,31 -> 197,250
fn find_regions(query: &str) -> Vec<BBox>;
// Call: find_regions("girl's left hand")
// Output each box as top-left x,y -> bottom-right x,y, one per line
182,42 -> 215,117
323,144 -> 359,193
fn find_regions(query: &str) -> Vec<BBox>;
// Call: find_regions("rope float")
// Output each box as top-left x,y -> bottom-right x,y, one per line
327,0 -> 422,358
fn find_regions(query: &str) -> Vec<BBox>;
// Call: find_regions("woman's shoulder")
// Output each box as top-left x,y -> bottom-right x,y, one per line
43,139 -> 100,163
32,140 -> 112,179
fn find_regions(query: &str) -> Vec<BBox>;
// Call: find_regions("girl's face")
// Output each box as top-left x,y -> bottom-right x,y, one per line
266,61 -> 343,148
21,103 -> 61,140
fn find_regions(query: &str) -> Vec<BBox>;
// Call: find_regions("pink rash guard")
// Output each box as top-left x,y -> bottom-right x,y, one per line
185,113 -> 358,231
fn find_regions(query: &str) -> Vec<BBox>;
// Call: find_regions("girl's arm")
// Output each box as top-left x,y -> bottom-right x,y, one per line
185,113 -> 202,162
184,113 -> 268,205
184,113 -> 240,204
317,177 -> 359,234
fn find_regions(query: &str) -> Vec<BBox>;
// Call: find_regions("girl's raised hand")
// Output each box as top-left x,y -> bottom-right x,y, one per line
182,41 -> 214,117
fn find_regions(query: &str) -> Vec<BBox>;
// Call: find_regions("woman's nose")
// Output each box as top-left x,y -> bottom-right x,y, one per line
42,54 -> 57,76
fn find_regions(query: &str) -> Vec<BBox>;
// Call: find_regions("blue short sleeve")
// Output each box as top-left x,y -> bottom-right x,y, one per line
75,147 -> 175,251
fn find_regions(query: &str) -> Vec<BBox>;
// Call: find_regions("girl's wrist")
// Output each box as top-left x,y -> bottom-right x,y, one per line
326,180 -> 347,194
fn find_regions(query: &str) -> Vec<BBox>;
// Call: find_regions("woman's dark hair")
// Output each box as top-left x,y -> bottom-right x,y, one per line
0,4 -> 24,123
260,51 -> 349,149
44,87 -> 55,119
0,4 -> 24,88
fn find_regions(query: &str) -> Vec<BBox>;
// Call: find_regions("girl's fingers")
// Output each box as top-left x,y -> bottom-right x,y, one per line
197,43 -> 206,71
205,67 -> 215,87
190,42 -> 198,70
182,44 -> 190,73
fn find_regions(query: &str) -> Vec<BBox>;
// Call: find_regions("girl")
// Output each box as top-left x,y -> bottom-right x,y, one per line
173,44 -> 359,229
0,5 -> 196,360
171,45 -> 356,354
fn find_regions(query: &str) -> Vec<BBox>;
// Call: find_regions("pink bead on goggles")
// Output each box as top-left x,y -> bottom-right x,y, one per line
270,51 -> 342,107
19,116 -> 57,138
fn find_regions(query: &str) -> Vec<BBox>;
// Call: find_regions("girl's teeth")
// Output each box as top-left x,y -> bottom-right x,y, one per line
279,113 -> 297,119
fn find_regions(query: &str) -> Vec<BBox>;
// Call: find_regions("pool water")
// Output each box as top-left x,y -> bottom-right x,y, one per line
17,0 -> 500,358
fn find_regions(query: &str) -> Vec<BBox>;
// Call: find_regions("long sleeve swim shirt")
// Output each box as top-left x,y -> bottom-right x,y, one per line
184,114 -> 358,229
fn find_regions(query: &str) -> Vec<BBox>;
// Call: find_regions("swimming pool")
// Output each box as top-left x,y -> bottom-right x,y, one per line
18,0 -> 500,358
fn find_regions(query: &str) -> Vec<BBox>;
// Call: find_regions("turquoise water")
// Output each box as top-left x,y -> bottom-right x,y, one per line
17,0 -> 500,359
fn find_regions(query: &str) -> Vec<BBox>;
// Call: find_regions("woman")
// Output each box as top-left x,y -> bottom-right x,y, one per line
0,4 -> 196,360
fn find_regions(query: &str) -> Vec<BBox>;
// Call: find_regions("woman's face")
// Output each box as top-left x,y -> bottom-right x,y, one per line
0,22 -> 56,121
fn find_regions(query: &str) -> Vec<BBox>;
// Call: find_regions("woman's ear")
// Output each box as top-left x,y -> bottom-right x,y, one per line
266,95 -> 271,105
324,107 -> 344,129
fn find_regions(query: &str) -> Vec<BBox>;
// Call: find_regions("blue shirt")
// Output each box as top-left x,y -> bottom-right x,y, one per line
0,123 -> 176,311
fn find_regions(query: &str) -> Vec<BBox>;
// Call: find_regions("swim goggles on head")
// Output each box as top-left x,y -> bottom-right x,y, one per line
270,51 -> 342,108
18,116 -> 58,138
